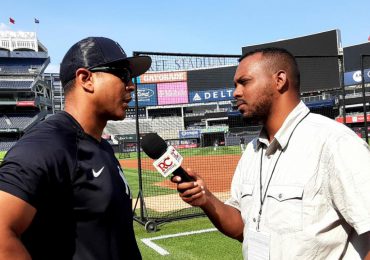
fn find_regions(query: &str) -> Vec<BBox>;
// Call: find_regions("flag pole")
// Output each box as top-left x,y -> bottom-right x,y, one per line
34,18 -> 39,36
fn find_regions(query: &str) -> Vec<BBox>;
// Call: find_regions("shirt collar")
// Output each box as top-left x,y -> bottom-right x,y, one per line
257,101 -> 310,154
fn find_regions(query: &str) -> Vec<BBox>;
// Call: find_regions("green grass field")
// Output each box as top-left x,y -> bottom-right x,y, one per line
1,136 -> 370,259
0,147 -> 244,259
123,144 -> 241,198
117,145 -> 241,159
125,146 -> 244,259
134,217 -> 243,259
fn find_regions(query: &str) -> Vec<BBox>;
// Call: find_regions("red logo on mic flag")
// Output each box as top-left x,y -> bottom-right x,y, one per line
153,146 -> 183,177
9,17 -> 15,24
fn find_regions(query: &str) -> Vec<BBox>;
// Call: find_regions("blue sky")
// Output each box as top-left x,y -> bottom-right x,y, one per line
1,0 -> 369,73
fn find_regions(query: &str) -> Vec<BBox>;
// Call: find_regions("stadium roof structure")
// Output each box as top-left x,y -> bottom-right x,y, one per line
0,31 -> 48,53
241,29 -> 343,93
343,42 -> 370,72
241,29 -> 342,56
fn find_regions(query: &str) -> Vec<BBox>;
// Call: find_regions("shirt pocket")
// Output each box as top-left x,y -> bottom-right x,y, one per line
265,185 -> 304,232
240,184 -> 255,222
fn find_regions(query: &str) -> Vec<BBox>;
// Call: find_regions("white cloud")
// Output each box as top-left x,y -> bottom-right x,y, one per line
0,23 -> 10,31
45,63 -> 60,73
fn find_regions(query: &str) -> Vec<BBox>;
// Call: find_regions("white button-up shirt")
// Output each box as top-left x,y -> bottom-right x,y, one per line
226,101 -> 370,259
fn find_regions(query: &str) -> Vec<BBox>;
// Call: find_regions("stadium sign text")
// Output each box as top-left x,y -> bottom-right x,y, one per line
200,126 -> 228,133
179,130 -> 201,139
129,84 -> 157,107
114,134 -> 137,143
0,128 -> 19,133
139,72 -> 187,83
344,69 -> 370,86
336,114 -> 370,124
189,88 -> 234,103
147,56 -> 238,72
137,88 -> 154,100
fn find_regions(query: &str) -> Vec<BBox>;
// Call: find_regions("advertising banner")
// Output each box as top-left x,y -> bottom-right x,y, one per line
179,129 -> 201,139
0,128 -> 19,133
140,71 -> 187,83
145,55 -> 238,72
16,100 -> 35,107
157,82 -> 188,105
336,114 -> 370,124
200,126 -> 228,133
344,69 -> 370,86
129,84 -> 157,107
189,88 -> 234,103
115,134 -> 137,142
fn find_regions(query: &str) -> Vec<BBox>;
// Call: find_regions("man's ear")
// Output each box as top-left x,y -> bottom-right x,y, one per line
75,68 -> 94,93
275,70 -> 288,92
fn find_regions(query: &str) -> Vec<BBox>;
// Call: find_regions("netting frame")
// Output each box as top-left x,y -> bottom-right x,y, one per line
130,51 -> 240,232
128,51 -> 369,232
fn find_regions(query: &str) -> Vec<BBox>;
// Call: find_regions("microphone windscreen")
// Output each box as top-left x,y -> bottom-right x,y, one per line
141,133 -> 168,159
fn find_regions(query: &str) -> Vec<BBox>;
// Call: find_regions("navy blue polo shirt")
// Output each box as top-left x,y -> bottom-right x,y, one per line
0,112 -> 141,260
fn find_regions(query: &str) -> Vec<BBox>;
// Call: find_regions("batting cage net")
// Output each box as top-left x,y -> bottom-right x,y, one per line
108,51 -> 348,232
126,52 -> 242,232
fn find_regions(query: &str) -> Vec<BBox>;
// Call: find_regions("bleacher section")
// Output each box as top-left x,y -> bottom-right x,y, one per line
105,119 -> 141,135
105,116 -> 184,140
0,58 -> 45,75
0,80 -> 33,90
0,111 -> 46,130
151,116 -> 183,140
0,139 -> 17,151
224,126 -> 262,146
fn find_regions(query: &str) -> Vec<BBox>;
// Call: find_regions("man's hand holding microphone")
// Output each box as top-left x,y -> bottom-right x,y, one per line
170,168 -> 208,207
141,133 -> 244,241
141,133 -> 209,207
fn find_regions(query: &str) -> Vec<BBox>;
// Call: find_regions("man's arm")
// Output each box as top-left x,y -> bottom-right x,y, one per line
172,168 -> 244,241
364,232 -> 370,260
0,191 -> 36,260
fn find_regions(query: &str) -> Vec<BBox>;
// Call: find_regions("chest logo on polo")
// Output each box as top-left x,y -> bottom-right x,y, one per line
92,166 -> 105,178
117,166 -> 131,198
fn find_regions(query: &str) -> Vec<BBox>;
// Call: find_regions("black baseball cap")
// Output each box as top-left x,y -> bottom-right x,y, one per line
59,37 -> 152,87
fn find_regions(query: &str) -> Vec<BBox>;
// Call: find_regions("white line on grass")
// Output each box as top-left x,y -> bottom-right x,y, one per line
141,228 -> 217,255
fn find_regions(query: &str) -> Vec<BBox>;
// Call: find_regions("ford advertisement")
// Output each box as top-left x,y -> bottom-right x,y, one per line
129,84 -> 157,107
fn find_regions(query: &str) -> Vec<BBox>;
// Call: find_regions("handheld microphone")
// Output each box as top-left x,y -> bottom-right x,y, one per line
141,133 -> 194,182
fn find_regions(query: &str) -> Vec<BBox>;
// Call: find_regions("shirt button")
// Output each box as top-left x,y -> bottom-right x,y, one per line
278,193 -> 283,199
253,218 -> 256,222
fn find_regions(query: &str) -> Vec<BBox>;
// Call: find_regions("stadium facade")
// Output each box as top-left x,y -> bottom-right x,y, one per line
0,31 -> 52,150
1,29 -> 369,231
1,29 -> 369,150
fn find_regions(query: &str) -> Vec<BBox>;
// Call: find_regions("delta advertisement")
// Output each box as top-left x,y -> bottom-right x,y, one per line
128,84 -> 157,107
189,88 -> 234,103
343,69 -> 370,86
157,82 -> 188,105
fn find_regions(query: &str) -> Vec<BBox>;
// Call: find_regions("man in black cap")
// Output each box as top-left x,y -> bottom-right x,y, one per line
0,37 -> 151,260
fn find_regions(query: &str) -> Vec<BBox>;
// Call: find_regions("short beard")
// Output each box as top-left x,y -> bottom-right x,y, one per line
241,89 -> 273,123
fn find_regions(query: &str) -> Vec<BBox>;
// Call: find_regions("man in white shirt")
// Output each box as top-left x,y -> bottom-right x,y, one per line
172,47 -> 370,259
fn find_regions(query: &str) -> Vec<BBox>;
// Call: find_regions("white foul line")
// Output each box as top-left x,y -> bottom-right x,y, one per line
141,228 -> 217,255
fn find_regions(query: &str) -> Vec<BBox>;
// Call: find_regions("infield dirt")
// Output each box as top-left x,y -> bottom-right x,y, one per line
120,154 -> 240,193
